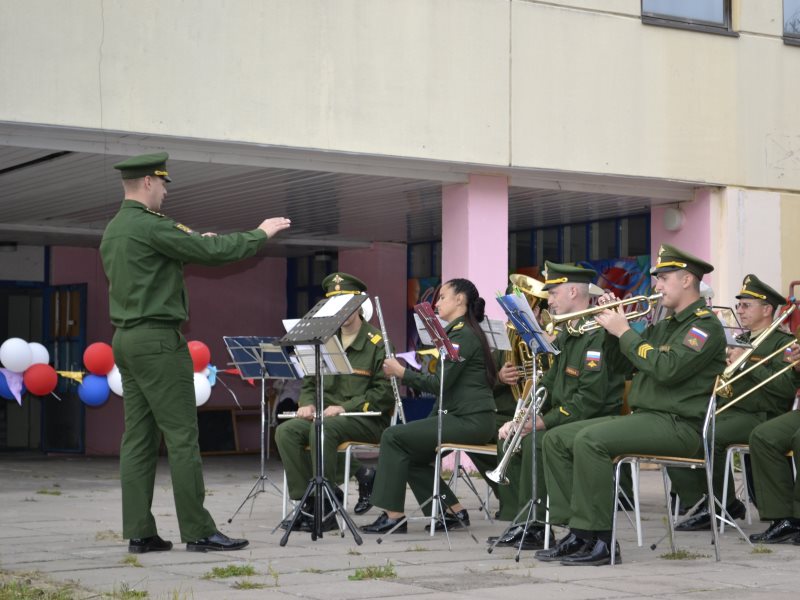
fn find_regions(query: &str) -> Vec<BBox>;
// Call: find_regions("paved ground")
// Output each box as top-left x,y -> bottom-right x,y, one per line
1,453 -> 798,599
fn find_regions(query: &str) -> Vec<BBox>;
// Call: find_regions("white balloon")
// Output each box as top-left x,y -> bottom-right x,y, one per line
107,365 -> 124,397
194,373 -> 211,406
0,338 -> 33,373
28,342 -> 50,366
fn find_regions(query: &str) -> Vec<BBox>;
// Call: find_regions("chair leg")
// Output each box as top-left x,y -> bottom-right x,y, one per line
661,468 -> 677,554
431,448 -> 443,537
282,469 -> 289,519
342,446 -> 352,512
720,447 -> 733,534
544,495 -> 551,550
611,460 -> 623,566
704,463 -> 721,562
631,461 -> 642,547
739,449 -> 752,525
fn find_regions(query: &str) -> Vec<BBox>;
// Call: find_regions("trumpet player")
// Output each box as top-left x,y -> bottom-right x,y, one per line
275,273 -> 394,532
538,244 -> 726,566
487,262 -> 624,550
672,274 -> 796,531
747,342 -> 800,544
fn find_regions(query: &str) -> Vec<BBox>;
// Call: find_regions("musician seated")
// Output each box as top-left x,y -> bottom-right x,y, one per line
275,272 -> 393,531
360,278 -> 497,534
672,274 -> 796,531
487,262 -> 624,551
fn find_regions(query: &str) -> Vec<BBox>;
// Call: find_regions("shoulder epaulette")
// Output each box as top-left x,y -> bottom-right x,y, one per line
452,322 -> 465,331
144,208 -> 166,218
695,308 -> 712,317
174,222 -> 196,235
369,333 -> 383,345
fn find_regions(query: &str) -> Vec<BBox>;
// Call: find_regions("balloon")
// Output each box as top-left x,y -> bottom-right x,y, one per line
28,342 -> 50,366
194,372 -> 211,406
78,374 -> 110,407
0,338 -> 33,373
188,341 -> 211,372
83,342 -> 115,376
23,364 -> 58,396
107,365 -> 124,397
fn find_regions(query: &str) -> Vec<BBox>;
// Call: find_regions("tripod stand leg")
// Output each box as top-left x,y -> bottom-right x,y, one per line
276,483 -> 314,545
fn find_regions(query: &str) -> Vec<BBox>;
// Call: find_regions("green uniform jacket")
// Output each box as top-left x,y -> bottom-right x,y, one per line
604,298 -> 726,421
723,329 -> 798,419
540,321 -> 625,429
402,316 -> 495,416
492,350 -> 518,419
100,200 -> 267,327
297,320 -> 394,426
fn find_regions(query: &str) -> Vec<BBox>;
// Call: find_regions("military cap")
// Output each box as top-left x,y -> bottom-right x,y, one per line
113,152 -> 172,182
322,272 -> 368,297
650,244 -> 713,279
736,274 -> 785,308
542,261 -> 597,291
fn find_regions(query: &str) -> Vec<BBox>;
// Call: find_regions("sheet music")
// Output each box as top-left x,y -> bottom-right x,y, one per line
282,319 -> 353,376
480,318 -> 512,351
314,294 -> 353,318
496,294 -> 559,356
413,313 -> 449,346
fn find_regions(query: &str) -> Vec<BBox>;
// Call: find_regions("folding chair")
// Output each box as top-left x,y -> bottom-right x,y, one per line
720,443 -> 752,533
436,443 -> 497,522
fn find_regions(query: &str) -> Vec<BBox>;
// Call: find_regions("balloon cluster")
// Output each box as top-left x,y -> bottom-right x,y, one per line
0,338 -> 57,403
188,340 -> 213,407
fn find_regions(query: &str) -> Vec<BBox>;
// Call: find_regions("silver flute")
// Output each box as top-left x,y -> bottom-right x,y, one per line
374,295 -> 406,424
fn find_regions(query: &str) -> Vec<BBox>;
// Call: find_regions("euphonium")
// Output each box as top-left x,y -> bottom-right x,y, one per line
540,293 -> 663,336
486,384 -> 548,485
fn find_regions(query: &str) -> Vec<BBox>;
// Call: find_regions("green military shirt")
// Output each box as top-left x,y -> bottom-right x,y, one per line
539,320 -> 624,430
297,320 -> 394,425
605,298 -> 726,421
723,328 -> 798,419
402,316 -> 495,416
100,200 -> 267,328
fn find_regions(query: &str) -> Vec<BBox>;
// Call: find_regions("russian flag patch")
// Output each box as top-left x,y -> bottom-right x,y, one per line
585,350 -> 602,371
683,326 -> 709,352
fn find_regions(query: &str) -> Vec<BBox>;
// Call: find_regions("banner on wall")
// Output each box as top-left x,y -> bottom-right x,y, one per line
579,256 -> 652,300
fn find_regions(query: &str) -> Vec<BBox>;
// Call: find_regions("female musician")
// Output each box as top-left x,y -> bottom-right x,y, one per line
360,278 -> 497,533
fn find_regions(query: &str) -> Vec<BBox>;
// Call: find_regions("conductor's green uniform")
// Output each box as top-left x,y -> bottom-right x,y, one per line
275,318 -> 393,499
370,316 -> 496,514
101,156 -> 270,542
669,274 -> 797,509
543,245 -> 726,534
497,321 -> 624,521
750,410 -> 800,521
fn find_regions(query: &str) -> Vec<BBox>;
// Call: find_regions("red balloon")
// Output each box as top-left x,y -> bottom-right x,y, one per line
188,340 -> 211,372
23,364 -> 58,396
84,342 -> 115,375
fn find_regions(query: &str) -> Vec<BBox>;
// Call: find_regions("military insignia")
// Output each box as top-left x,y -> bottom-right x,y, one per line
145,208 -> 166,217
695,309 -> 710,317
749,355 -> 763,363
362,403 -> 370,412
637,343 -> 655,359
351,368 -> 372,377
332,273 -> 344,291
683,326 -> 709,352
451,322 -> 465,331
559,406 -> 571,416
174,222 -> 195,235
369,333 -> 383,345
659,345 -> 671,352
584,350 -> 601,371
744,275 -> 752,285
658,245 -> 665,261
565,366 -> 579,377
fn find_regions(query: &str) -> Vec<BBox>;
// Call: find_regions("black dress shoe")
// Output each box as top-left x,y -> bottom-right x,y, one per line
487,524 -> 524,545
534,532 -> 588,562
560,539 -> 621,566
518,527 -> 548,550
426,508 -> 470,531
186,531 -> 249,552
749,519 -> 800,544
128,535 -> 172,554
360,511 -> 407,534
354,466 -> 376,515
676,500 -> 746,532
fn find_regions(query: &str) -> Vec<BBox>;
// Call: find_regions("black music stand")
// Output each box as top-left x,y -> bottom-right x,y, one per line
489,293 -> 559,561
224,336 -> 298,523
276,294 -> 366,545
376,302 -> 468,548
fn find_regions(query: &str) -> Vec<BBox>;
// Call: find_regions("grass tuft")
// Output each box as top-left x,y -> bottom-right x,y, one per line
348,561 -> 396,581
202,564 -> 257,579
751,544 -> 773,554
35,489 -> 61,496
659,549 -> 709,560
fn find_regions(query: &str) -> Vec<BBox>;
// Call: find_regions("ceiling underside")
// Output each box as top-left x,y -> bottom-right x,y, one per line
0,132 -> 697,257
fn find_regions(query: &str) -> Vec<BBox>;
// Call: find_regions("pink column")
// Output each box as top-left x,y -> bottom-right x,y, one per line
442,175 -> 508,319
338,242 -> 407,351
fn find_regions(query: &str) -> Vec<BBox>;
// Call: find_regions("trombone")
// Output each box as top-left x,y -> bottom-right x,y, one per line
539,293 -> 663,336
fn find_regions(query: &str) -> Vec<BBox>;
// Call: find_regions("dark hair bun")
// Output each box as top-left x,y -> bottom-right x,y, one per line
472,297 -> 486,322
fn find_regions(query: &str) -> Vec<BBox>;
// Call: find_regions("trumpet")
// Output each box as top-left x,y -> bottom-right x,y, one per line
485,383 -> 548,485
540,293 -> 663,336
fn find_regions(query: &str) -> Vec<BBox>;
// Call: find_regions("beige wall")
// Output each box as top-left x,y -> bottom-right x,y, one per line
780,193 -> 800,295
1,0 -> 799,191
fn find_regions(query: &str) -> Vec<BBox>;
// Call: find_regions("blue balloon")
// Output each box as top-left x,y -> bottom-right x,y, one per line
0,371 -> 26,401
78,374 -> 110,407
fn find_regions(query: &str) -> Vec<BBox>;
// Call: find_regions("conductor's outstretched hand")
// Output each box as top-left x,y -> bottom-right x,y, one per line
259,217 -> 292,238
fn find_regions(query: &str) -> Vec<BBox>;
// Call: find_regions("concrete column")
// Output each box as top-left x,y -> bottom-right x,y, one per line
338,242 -> 407,351
441,174 -> 508,319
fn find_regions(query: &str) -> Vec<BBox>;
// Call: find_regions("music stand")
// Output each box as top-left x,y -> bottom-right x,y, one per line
489,294 -> 558,561
376,302 -> 470,548
276,293 -> 366,545
224,336 -> 298,523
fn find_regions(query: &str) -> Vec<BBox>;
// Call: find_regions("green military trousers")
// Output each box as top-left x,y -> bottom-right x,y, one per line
370,412 -> 495,515
113,326 -> 217,542
275,414 -> 384,500
749,410 -> 800,520
543,412 -> 702,532
668,408 -> 763,508
466,412 -> 506,507
492,431 -> 546,521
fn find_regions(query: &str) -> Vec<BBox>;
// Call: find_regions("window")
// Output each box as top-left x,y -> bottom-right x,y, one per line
642,0 -> 735,36
287,254 -> 337,317
786,0 -> 800,45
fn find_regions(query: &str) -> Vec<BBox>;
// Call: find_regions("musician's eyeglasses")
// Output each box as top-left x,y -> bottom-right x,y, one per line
735,302 -> 767,310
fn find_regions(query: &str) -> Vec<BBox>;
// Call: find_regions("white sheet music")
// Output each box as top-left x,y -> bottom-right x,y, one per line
313,294 -> 352,318
480,318 -> 512,351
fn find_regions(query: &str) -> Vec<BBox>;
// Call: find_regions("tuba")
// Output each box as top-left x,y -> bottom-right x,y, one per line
505,274 -> 549,401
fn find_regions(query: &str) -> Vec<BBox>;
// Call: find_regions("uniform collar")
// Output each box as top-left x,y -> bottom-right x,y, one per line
672,298 -> 708,323
342,319 -> 369,351
122,199 -> 147,210
445,315 -> 466,332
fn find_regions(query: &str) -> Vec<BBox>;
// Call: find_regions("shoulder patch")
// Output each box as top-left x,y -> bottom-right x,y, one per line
683,326 -> 709,352
584,350 -> 602,371
637,343 -> 655,359
144,208 -> 166,217
369,333 -> 383,345
174,222 -> 196,235
695,308 -> 711,317
452,322 -> 465,331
